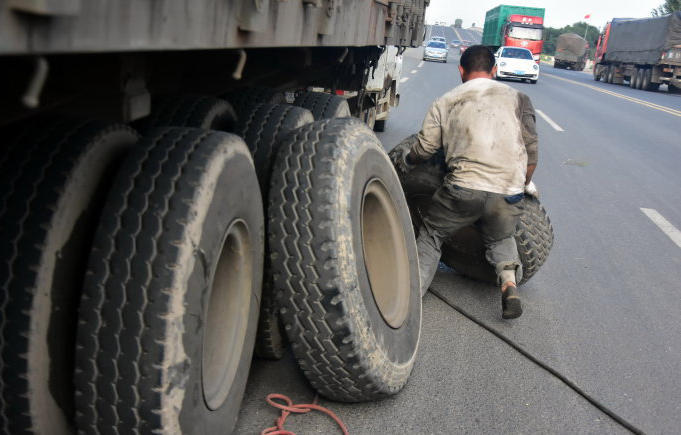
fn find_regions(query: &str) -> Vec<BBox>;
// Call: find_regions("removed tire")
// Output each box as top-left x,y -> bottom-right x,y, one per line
388,135 -> 553,285
136,94 -> 237,134
235,103 -> 314,360
269,119 -> 421,401
74,128 -> 264,434
0,119 -> 138,434
293,91 -> 351,120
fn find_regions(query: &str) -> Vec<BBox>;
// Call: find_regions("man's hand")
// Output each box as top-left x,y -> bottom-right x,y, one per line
524,180 -> 539,199
394,147 -> 416,174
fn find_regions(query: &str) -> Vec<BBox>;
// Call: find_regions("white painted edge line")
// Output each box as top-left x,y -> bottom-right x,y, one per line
640,208 -> 681,250
535,109 -> 565,132
418,60 -> 425,68
400,77 -> 409,83
410,69 -> 418,74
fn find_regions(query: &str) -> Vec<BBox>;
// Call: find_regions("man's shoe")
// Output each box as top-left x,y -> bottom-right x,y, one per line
501,284 -> 523,319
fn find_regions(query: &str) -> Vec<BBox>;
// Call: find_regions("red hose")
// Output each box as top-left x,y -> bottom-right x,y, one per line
261,393 -> 349,435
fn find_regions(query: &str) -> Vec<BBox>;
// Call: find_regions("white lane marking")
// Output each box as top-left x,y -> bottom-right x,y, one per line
400,77 -> 409,83
418,61 -> 424,68
640,208 -> 681,250
410,69 -> 418,74
535,109 -> 565,132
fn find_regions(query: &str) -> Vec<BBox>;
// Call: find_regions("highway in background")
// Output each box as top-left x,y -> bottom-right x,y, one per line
236,37 -> 681,434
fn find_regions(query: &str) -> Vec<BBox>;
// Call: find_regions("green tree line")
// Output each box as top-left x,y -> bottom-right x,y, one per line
542,21 -> 599,56
651,0 -> 681,16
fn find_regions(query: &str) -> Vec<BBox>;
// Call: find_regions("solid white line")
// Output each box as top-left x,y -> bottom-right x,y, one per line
535,109 -> 565,132
640,208 -> 681,250
418,61 -> 425,68
410,69 -> 418,74
400,77 -> 409,83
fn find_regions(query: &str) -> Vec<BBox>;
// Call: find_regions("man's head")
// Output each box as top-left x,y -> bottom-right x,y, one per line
459,45 -> 497,82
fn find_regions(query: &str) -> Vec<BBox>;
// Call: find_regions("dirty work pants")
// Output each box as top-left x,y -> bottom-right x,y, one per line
417,183 -> 524,297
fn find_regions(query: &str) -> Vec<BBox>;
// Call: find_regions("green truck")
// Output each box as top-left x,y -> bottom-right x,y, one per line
482,5 -> 546,60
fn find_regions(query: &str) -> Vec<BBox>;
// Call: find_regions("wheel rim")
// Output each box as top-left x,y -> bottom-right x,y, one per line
361,179 -> 410,329
202,219 -> 252,410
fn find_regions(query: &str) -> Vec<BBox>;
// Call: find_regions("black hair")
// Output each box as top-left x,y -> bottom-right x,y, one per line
459,45 -> 496,73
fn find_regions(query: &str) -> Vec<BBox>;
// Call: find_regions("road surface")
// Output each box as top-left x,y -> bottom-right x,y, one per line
235,47 -> 681,434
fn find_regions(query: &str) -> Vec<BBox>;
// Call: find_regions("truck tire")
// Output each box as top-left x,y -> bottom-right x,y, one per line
606,65 -> 615,84
0,119 -> 138,434
269,119 -> 421,402
593,64 -> 602,81
74,128 -> 264,434
641,69 -> 652,91
629,71 -> 637,88
235,103 -> 314,360
293,91 -> 352,120
223,87 -> 285,120
388,135 -> 553,285
440,196 -> 554,285
635,68 -> 645,90
136,95 -> 237,134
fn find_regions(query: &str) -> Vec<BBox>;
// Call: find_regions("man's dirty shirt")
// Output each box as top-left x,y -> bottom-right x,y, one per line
413,78 -> 539,195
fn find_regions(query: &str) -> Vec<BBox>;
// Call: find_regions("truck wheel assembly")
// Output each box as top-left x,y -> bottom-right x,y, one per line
234,103 -> 314,360
0,119 -> 138,435
136,95 -> 238,134
74,128 -> 263,434
222,87 -> 286,120
268,119 -> 421,402
388,135 -> 554,286
293,92 -> 352,120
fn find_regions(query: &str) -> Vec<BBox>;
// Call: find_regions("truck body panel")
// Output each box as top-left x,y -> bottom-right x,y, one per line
554,32 -> 588,69
0,0 -> 427,55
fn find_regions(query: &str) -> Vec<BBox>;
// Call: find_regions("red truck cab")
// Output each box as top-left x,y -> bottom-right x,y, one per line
594,22 -> 612,64
504,14 -> 544,62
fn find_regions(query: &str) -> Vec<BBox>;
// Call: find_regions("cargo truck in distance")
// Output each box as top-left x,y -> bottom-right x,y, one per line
482,5 -> 546,62
593,12 -> 681,92
554,33 -> 589,71
0,1 -> 428,434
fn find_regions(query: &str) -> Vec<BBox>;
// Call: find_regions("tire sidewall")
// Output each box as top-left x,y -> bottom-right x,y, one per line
348,136 -> 420,365
177,147 -> 263,433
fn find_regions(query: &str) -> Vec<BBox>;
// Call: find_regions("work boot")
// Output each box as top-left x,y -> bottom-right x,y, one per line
501,283 -> 522,319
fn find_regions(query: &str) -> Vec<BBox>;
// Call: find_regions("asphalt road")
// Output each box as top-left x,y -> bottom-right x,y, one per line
235,48 -> 681,434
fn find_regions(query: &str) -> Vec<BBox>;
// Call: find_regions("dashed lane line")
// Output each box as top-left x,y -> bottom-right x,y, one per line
535,109 -> 565,132
543,72 -> 681,118
418,60 -> 424,68
400,77 -> 409,83
641,208 -> 681,250
411,69 -> 418,74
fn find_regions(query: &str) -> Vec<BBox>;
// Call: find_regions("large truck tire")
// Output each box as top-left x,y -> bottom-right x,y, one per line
74,128 -> 264,434
635,68 -> 645,90
223,87 -> 285,120
293,91 -> 352,120
388,135 -> 553,285
606,65 -> 616,84
0,119 -> 138,434
136,95 -> 237,134
593,64 -> 602,81
269,119 -> 421,401
235,102 -> 314,360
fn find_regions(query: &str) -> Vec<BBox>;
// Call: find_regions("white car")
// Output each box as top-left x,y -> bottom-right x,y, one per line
494,46 -> 539,84
423,40 -> 449,63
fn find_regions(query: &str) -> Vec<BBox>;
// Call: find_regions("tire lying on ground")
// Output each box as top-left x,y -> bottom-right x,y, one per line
269,118 -> 421,401
136,94 -> 238,134
388,135 -> 554,285
74,128 -> 264,434
293,91 -> 352,120
0,119 -> 138,434
234,103 -> 314,360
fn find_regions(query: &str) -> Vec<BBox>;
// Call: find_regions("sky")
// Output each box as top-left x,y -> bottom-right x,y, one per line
425,0 -> 665,30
